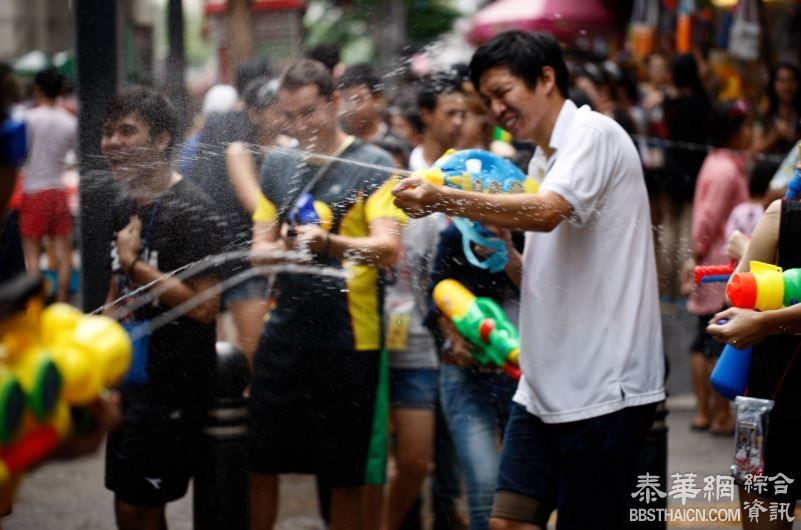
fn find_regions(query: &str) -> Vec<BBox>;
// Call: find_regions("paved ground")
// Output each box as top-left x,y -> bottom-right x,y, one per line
3,300 -> 775,529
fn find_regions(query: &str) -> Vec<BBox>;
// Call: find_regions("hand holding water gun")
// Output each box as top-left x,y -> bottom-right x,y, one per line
0,275 -> 131,494
433,279 -> 521,380
726,261 -> 801,310
408,149 -> 537,273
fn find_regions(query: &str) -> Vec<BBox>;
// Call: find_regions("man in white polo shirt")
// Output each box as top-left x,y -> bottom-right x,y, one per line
393,30 -> 664,529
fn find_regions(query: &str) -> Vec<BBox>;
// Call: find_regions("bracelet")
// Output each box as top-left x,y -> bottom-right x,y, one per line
126,257 -> 140,276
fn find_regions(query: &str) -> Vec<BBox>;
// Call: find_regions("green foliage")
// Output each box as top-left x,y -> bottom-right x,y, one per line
405,0 -> 459,44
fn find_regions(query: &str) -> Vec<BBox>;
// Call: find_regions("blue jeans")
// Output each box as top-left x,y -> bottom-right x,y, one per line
439,363 -> 517,530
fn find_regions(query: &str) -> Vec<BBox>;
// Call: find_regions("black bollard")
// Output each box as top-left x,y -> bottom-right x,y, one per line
193,341 -> 251,530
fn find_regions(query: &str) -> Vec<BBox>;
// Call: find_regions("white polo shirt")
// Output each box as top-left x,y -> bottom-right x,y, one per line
515,100 -> 665,423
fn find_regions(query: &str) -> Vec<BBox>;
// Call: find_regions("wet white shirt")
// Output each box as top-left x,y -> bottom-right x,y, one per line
515,100 -> 665,423
23,105 -> 76,193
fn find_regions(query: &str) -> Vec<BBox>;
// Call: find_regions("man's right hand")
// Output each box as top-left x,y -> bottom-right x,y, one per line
438,315 -> 477,368
392,177 -> 444,218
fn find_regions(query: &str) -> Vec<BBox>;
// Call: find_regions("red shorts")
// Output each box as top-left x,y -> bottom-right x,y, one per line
19,189 -> 73,239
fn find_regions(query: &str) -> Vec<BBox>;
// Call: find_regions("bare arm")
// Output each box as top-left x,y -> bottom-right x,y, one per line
392,177 -> 573,232
292,217 -> 402,268
226,142 -> 261,214
731,199 -> 781,275
125,261 -> 221,324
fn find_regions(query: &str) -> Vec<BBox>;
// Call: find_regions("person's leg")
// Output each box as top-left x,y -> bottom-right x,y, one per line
556,404 -> 656,529
491,403 -> 556,530
21,238 -> 41,276
439,365 -> 501,530
227,297 -> 270,361
329,486 -> 364,530
384,407 -> 434,530
114,499 -> 167,530
250,473 -> 279,530
52,235 -> 72,302
432,388 -> 467,530
690,317 -> 712,430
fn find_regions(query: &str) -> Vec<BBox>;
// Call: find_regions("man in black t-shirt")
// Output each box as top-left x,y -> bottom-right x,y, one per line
100,86 -> 227,529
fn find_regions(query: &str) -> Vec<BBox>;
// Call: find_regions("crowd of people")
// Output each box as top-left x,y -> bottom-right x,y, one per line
2,21 -> 801,530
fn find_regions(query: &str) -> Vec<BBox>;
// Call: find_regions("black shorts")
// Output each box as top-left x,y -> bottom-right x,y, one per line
493,402 -> 656,528
248,338 -> 387,487
105,389 -> 207,506
690,314 -> 726,359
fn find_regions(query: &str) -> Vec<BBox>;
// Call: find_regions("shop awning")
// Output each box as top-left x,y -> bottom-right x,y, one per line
467,0 -> 614,44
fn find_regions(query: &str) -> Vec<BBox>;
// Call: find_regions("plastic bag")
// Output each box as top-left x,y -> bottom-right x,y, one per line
731,396 -> 774,482
728,0 -> 760,61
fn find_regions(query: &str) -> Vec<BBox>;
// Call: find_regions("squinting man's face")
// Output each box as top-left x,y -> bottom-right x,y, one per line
278,84 -> 336,150
101,112 -> 168,183
478,66 -> 549,142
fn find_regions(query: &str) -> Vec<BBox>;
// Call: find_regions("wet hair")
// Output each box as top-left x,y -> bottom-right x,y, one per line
767,61 -> 801,118
374,135 -> 410,168
306,43 -> 341,72
671,54 -> 705,93
469,30 -> 569,98
243,76 -> 279,110
389,100 -> 424,136
235,56 -> 273,96
338,64 -> 382,94
104,85 -> 179,151
281,59 -> 335,101
416,70 -> 464,113
33,67 -> 65,100
709,99 -> 749,148
749,159 -> 780,198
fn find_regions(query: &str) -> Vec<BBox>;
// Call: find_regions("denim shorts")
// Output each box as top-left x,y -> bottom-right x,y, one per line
389,367 -> 438,409
221,274 -> 269,308
493,402 -> 656,528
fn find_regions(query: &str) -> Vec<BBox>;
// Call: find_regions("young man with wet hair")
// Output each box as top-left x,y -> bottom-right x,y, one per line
100,86 -> 227,530
393,30 -> 665,530
338,63 -> 393,145
409,71 -> 466,171
248,59 -> 404,530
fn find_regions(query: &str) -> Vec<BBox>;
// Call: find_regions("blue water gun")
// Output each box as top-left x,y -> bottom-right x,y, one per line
417,149 -> 538,273
784,144 -> 801,200
286,193 -> 333,237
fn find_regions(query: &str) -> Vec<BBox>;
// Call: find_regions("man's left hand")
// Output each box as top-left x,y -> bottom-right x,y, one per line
117,216 -> 142,271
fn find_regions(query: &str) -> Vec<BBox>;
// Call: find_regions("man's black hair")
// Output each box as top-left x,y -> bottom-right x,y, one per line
416,70 -> 463,113
306,43 -> 341,73
281,59 -> 335,100
374,135 -> 410,168
469,30 -> 569,98
33,67 -> 65,100
104,85 -> 179,151
749,159 -> 780,198
338,63 -> 382,93
243,76 -> 279,110
235,56 -> 273,95
708,100 -> 749,148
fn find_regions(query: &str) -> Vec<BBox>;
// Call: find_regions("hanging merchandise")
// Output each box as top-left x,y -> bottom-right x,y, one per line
676,0 -> 695,54
727,0 -> 761,62
629,0 -> 660,60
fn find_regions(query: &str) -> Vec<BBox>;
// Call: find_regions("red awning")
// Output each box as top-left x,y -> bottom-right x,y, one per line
467,0 -> 613,45
205,0 -> 305,16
